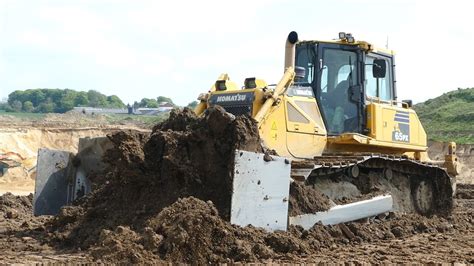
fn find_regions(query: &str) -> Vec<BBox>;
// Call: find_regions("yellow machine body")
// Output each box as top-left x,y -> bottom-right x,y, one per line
194,32 -> 457,174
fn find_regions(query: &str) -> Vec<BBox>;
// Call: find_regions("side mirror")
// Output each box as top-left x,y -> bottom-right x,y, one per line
372,59 -> 386,78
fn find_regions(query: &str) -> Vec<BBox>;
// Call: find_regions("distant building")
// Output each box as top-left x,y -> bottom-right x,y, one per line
73,102 -> 174,115
72,107 -> 128,114
157,102 -> 174,112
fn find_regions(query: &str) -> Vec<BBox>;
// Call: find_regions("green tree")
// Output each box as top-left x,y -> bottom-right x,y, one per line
23,101 -> 34,112
31,90 -> 46,106
38,101 -> 55,113
157,96 -> 175,106
87,90 -> 107,107
57,89 -> 77,112
11,100 -> 22,112
139,98 -> 159,108
107,95 -> 125,108
7,88 -> 126,113
74,92 -> 89,106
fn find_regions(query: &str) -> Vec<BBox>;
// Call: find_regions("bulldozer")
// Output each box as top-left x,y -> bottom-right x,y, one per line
33,31 -> 457,232
192,31 -> 457,229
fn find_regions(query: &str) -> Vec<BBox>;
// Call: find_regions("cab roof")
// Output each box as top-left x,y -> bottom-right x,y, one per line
298,39 -> 395,56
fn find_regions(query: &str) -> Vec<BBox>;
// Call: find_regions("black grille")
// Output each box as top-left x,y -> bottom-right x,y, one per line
220,104 -> 252,116
208,91 -> 255,117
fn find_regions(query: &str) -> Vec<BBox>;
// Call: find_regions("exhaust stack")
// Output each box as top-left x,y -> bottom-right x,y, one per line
284,31 -> 299,71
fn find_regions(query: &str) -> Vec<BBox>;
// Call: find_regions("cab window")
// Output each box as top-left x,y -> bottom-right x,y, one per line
318,48 -> 359,134
289,44 -> 316,97
365,55 -> 393,101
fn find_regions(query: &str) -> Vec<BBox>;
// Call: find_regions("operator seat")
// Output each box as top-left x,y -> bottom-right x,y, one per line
328,78 -> 358,133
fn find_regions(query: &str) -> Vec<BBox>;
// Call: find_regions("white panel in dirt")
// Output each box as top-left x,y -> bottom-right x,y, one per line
231,150 -> 291,231
34,148 -> 73,216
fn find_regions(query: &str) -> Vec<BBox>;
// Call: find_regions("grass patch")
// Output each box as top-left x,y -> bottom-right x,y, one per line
0,111 -> 47,120
105,113 -> 169,126
414,88 -> 474,144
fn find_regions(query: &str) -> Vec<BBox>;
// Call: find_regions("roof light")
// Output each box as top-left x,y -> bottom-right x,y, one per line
338,32 -> 355,43
244,78 -> 257,89
215,80 -> 227,91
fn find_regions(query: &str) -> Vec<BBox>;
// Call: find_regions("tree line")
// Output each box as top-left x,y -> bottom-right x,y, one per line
0,88 -> 180,113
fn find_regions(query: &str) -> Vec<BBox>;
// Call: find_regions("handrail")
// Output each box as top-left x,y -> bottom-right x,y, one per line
254,67 -> 295,124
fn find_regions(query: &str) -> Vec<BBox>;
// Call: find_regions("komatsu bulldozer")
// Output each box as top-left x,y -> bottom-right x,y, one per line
33,31 -> 457,232
193,31 -> 458,229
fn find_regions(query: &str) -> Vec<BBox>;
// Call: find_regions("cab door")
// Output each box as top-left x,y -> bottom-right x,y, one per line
316,43 -> 365,135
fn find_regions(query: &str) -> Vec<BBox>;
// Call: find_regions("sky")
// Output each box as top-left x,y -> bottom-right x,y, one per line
0,0 -> 473,106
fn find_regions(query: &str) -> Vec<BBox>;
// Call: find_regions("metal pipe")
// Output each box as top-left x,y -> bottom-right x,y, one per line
284,31 -> 299,71
254,67 -> 295,124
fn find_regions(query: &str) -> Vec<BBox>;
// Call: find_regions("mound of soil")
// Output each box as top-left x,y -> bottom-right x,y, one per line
0,193 -> 46,230
48,107 -> 263,248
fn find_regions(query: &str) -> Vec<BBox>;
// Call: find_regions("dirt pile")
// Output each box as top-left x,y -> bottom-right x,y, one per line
67,196 -> 470,264
47,107 -> 263,248
0,193 -> 49,231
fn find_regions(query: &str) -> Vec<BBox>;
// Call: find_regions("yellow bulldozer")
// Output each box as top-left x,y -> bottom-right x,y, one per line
193,31 -> 457,229
33,31 -> 458,232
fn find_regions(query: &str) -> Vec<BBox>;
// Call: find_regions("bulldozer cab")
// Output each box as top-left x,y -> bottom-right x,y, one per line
294,40 -> 395,136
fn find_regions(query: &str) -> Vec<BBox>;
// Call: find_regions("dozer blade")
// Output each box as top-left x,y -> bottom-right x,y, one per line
230,150 -> 291,231
289,194 -> 393,229
230,150 -> 393,232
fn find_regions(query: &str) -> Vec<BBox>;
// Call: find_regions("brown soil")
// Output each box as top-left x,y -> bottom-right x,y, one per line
0,193 -> 92,263
1,108 -> 472,264
456,183 -> 474,199
289,182 -> 332,216
1,187 -> 473,264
